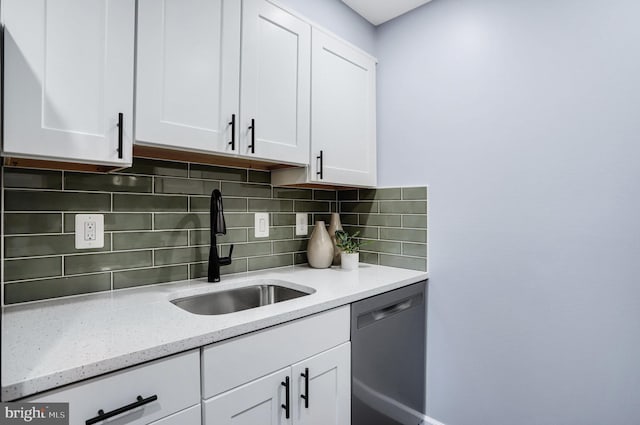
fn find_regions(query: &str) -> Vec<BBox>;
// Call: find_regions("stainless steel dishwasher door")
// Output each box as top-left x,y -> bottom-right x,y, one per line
351,280 -> 427,425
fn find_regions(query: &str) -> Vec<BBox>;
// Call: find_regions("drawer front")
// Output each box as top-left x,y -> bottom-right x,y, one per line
202,306 -> 350,399
151,405 -> 201,425
28,350 -> 200,425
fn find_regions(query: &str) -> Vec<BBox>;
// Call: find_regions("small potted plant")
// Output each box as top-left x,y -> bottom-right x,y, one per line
335,230 -> 366,270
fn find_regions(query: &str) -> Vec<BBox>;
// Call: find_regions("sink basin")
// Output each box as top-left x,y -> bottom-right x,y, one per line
171,282 -> 313,315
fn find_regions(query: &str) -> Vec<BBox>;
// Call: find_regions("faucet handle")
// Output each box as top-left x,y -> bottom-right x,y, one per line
219,244 -> 234,266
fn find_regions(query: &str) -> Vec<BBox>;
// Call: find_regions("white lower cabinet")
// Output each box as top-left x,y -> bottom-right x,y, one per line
292,343 -> 351,425
201,306 -> 352,425
27,350 -> 201,425
204,367 -> 290,425
203,343 -> 350,425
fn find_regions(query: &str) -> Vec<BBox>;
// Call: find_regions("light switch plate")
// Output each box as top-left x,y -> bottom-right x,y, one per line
75,214 -> 104,249
254,213 -> 269,238
296,213 -> 308,236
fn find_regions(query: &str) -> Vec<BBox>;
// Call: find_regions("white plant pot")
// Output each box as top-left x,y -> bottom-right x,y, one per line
340,252 -> 359,270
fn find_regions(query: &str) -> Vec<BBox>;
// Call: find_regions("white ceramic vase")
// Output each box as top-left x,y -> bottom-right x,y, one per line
340,252 -> 359,270
328,213 -> 343,266
307,221 -> 334,268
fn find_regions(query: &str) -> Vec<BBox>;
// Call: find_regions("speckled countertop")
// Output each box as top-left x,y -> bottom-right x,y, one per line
1,264 -> 428,401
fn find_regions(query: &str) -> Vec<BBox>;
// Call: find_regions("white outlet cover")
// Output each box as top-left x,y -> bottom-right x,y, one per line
254,213 -> 269,238
75,214 -> 105,249
296,213 -> 308,236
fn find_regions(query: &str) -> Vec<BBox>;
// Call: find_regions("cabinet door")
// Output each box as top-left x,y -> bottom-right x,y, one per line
203,367 -> 291,425
240,0 -> 311,165
311,29 -> 377,187
291,343 -> 351,425
3,0 -> 135,166
136,0 -> 240,155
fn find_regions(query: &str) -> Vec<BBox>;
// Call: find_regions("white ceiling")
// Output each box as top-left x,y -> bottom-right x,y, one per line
342,0 -> 433,26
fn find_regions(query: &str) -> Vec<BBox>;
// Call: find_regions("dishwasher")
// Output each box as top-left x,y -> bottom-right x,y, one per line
351,280 -> 427,425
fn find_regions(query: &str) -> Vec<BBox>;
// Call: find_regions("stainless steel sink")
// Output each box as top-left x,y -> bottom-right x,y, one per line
171,283 -> 313,315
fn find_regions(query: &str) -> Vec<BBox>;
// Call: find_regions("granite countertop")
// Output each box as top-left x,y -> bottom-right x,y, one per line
1,264 -> 428,401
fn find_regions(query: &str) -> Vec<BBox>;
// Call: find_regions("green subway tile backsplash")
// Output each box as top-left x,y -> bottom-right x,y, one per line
402,243 -> 428,258
379,254 -> 427,272
65,172 -> 153,193
221,182 -> 271,198
379,200 -> 427,214
4,213 -> 62,235
341,187 -> 428,272
380,228 -> 427,244
3,168 -> 62,190
154,176 -> 219,195
294,200 -> 331,213
248,254 -> 293,272
4,257 -> 62,282
154,246 -> 208,266
121,158 -> 188,177
359,188 -> 401,200
113,193 -> 188,212
5,190 -> 111,212
2,160 -> 427,305
402,187 -> 427,200
273,187 -> 313,200
153,213 -> 208,230
113,265 -> 189,290
4,273 -> 111,304
65,251 -> 153,275
113,231 -> 188,250
359,214 -> 402,227
190,164 -> 247,182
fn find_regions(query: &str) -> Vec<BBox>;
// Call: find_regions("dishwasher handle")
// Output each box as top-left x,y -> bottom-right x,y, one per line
357,293 -> 423,329
371,299 -> 413,321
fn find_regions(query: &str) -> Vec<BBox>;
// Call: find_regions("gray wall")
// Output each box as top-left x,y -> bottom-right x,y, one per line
376,0 -> 640,424
275,0 -> 376,55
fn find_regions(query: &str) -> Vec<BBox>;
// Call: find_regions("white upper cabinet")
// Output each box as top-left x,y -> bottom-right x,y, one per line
310,29 -> 377,187
2,0 -> 135,166
135,0 -> 241,155
272,28 -> 377,188
240,0 -> 311,164
136,0 -> 310,166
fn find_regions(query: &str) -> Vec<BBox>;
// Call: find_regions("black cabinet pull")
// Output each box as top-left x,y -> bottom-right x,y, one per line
117,113 -> 124,159
281,376 -> 290,419
86,394 -> 157,425
248,118 -> 255,154
300,367 -> 310,408
228,114 -> 236,151
316,150 -> 324,180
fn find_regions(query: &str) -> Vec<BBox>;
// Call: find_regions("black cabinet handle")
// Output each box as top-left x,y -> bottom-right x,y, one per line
117,113 -> 124,159
281,376 -> 290,419
316,150 -> 324,180
248,118 -> 255,154
300,367 -> 310,408
228,114 -> 236,151
86,394 -> 157,425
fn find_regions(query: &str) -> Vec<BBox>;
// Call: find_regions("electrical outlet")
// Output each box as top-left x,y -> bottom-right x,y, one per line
75,214 -> 104,249
254,213 -> 269,238
84,221 -> 97,241
296,213 -> 308,236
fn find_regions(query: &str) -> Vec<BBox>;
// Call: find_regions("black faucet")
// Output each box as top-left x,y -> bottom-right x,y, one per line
208,189 -> 233,282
